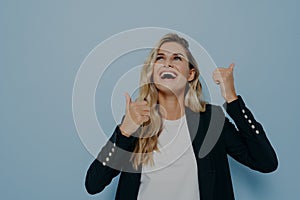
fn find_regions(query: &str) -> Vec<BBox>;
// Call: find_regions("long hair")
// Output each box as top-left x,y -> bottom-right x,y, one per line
131,33 -> 206,170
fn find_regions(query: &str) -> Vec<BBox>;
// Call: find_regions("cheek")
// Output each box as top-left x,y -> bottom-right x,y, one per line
152,64 -> 160,82
178,65 -> 190,78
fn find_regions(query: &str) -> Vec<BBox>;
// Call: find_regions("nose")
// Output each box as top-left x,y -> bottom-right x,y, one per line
163,58 -> 173,68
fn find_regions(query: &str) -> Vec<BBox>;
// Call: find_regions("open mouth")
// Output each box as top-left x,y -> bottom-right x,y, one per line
160,71 -> 177,79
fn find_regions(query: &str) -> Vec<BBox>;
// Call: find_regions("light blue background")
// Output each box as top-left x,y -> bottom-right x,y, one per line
1,0 -> 299,199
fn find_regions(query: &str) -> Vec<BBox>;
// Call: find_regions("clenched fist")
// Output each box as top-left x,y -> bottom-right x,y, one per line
212,63 -> 238,103
119,93 -> 150,137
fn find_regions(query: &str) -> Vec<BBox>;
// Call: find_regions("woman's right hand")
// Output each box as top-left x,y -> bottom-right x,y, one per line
119,93 -> 150,137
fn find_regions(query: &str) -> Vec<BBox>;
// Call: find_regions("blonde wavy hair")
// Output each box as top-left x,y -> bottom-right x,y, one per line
131,33 -> 206,170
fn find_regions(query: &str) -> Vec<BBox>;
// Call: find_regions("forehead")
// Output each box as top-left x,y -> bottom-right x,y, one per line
158,42 -> 187,56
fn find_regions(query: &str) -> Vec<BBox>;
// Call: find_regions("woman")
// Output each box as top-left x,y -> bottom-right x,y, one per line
85,33 -> 278,200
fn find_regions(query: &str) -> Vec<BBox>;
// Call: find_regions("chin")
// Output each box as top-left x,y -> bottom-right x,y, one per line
155,81 -> 186,96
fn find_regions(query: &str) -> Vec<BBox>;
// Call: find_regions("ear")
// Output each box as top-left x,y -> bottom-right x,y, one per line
187,68 -> 196,82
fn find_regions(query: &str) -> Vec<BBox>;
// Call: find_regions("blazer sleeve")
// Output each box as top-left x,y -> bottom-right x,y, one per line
85,125 -> 137,194
221,95 -> 278,173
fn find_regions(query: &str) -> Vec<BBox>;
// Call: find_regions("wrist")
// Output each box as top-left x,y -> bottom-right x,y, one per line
226,94 -> 238,103
119,125 -> 131,137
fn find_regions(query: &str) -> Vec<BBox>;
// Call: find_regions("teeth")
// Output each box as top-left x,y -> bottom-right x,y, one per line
160,72 -> 177,79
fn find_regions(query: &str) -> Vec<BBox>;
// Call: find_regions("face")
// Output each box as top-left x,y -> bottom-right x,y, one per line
152,42 -> 195,96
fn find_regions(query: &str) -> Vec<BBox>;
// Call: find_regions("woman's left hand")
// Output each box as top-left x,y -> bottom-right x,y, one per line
213,63 -> 238,103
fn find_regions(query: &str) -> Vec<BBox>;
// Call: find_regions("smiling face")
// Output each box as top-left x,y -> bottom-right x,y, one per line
152,42 -> 195,96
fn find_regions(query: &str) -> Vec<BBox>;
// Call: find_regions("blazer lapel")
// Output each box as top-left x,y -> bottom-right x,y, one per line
185,105 -> 216,200
185,106 -> 207,153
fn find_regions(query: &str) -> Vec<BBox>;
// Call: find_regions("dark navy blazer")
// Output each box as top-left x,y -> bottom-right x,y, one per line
85,96 -> 278,200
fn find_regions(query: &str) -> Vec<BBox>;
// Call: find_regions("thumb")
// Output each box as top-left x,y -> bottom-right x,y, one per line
124,92 -> 131,110
228,63 -> 235,71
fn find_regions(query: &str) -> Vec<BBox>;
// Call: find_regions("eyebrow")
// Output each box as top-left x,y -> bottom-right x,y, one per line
157,52 -> 186,57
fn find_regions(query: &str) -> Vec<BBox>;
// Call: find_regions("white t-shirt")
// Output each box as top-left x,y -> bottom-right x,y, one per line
137,115 -> 200,200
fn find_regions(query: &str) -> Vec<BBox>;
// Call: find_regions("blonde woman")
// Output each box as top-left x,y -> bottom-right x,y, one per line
85,33 -> 278,200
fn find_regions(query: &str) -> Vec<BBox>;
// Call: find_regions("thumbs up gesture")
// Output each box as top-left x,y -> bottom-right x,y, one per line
119,93 -> 150,137
212,63 -> 238,103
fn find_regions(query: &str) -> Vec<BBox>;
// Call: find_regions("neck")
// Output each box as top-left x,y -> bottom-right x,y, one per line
158,92 -> 185,120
